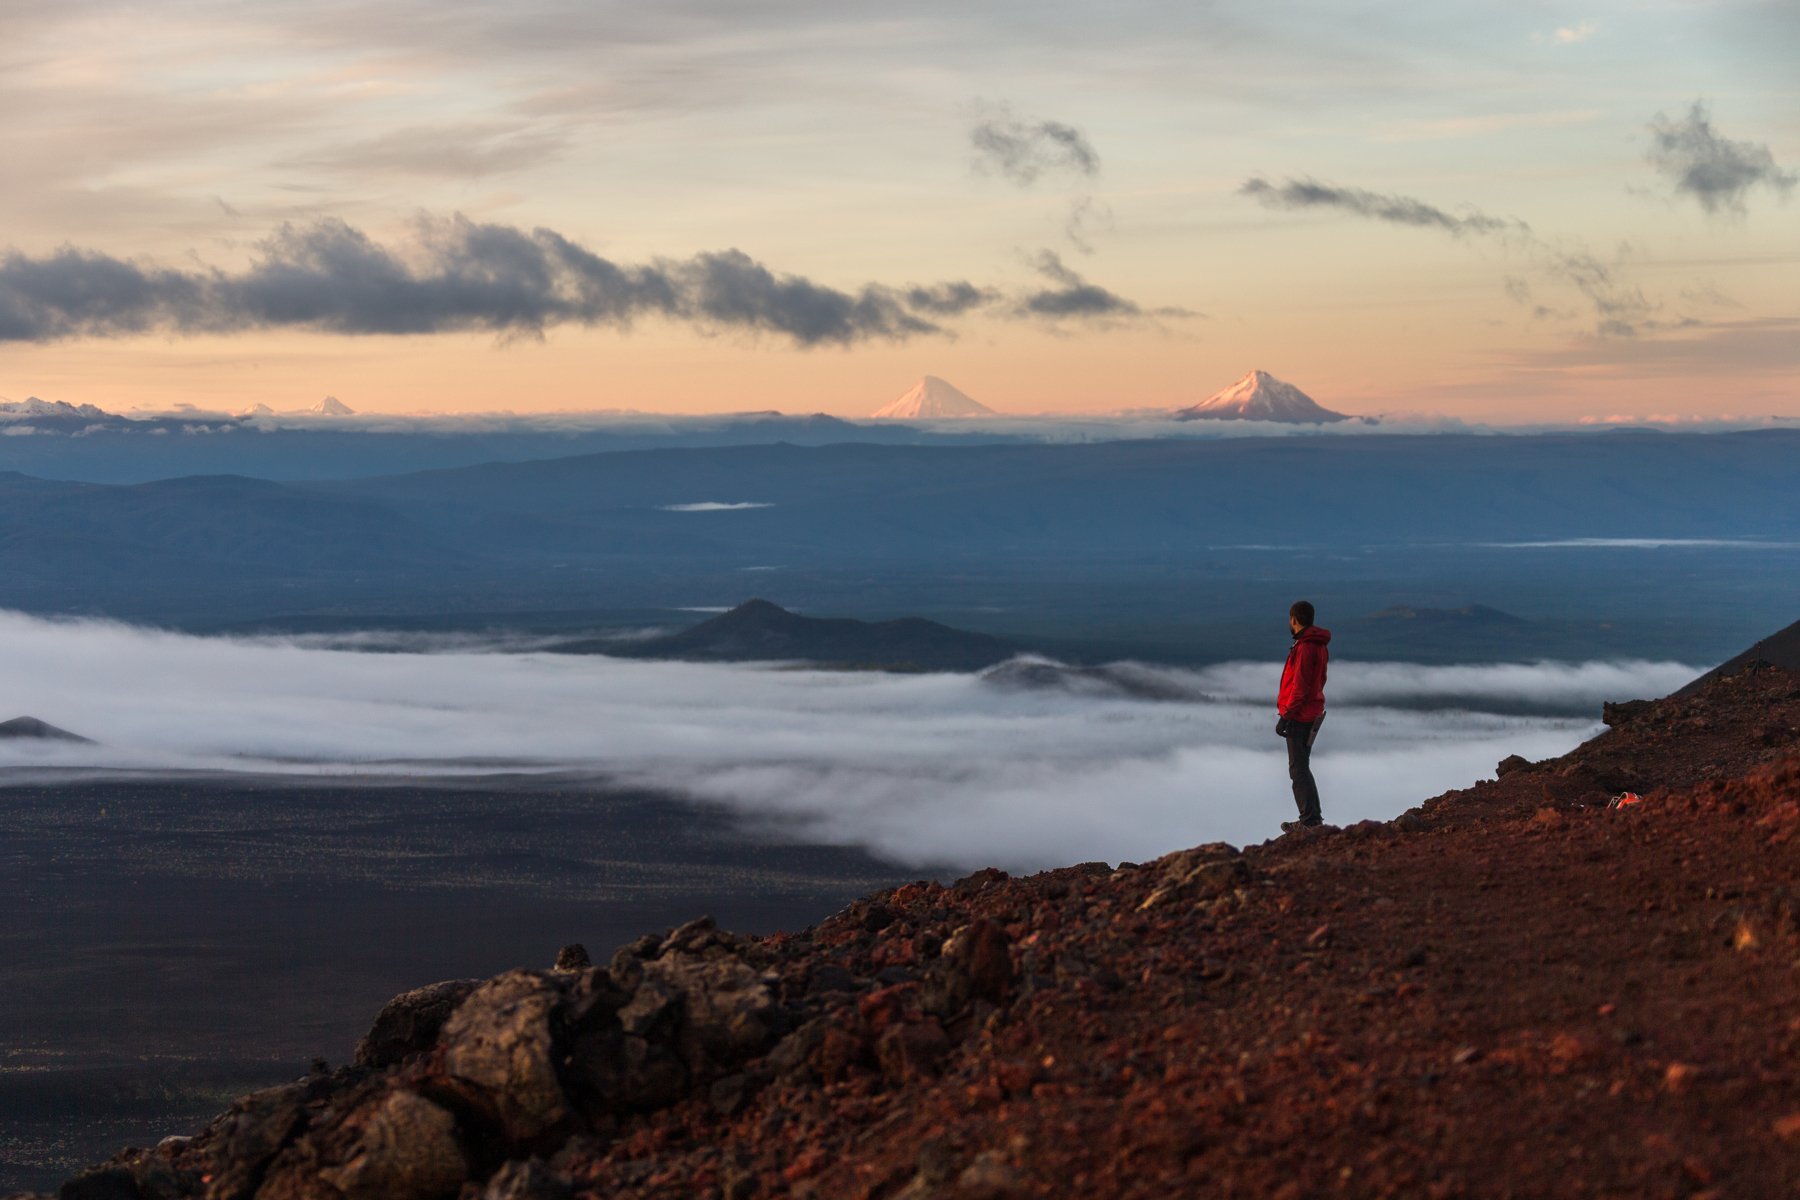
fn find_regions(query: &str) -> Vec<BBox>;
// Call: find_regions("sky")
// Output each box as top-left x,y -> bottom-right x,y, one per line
0,0 -> 1794,422
0,611 -> 1702,867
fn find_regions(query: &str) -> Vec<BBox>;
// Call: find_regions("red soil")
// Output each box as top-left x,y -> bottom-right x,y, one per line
571,667 -> 1800,1199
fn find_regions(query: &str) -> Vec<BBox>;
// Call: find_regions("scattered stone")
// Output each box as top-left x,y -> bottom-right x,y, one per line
1497,754 -> 1533,777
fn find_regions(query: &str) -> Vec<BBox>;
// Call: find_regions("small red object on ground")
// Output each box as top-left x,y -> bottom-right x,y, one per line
1609,792 -> 1644,808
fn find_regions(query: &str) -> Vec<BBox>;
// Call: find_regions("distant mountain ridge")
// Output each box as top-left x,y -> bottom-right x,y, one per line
560,599 -> 1022,670
1174,370 -> 1351,424
0,716 -> 92,742
1366,605 -> 1525,625
0,432 -> 1795,631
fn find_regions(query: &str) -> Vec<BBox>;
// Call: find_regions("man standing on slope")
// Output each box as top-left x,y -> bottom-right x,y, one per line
1278,600 -> 1331,832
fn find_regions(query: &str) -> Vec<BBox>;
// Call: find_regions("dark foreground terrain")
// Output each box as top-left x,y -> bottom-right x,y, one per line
0,776 -> 914,1192
21,662 -> 1800,1199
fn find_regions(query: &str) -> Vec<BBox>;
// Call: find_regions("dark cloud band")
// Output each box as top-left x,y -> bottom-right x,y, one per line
0,217 -> 994,347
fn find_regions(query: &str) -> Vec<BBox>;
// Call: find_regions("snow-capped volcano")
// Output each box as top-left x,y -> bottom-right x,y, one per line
309,395 -> 355,416
237,403 -> 276,418
870,376 -> 995,419
1174,370 -> 1349,424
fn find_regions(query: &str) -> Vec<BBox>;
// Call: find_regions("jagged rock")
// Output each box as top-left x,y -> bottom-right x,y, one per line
920,920 -> 1014,1018
638,946 -> 783,1072
1497,754 -> 1534,777
301,1091 -> 466,1200
356,979 -> 480,1069
953,868 -> 1009,895
202,1080 -> 312,1199
437,971 -> 572,1146
552,944 -> 591,972
943,920 -> 1014,1004
560,926 -> 784,1119
1137,845 -> 1249,910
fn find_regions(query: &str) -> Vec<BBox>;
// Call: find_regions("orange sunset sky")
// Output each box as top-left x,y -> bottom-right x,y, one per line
1,0 -> 1795,423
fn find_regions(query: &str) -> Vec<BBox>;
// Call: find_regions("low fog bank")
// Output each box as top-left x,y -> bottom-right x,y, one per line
0,612 -> 1697,870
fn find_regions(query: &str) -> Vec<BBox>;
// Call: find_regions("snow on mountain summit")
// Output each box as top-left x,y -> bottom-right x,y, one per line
1174,370 -> 1350,424
0,396 -> 110,421
870,376 -> 995,419
309,395 -> 355,416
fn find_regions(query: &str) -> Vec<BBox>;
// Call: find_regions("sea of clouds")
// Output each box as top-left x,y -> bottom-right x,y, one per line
0,612 -> 1701,870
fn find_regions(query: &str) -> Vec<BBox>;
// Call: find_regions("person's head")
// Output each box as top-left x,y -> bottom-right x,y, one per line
1289,599 -> 1315,635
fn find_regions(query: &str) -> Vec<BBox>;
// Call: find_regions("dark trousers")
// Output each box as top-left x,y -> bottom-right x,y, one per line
1284,720 -> 1322,824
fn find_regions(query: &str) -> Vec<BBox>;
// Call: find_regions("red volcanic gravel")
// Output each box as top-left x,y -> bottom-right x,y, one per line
36,667 -> 1800,1200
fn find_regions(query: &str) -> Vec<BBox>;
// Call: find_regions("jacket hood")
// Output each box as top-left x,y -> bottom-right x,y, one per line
1294,625 -> 1332,646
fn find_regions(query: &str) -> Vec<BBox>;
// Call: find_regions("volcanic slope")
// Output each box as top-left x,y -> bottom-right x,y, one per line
39,666 -> 1800,1200
1173,369 -> 1350,423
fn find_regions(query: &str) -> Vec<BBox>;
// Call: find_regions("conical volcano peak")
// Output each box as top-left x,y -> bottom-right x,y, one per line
1173,370 -> 1349,424
870,376 -> 996,419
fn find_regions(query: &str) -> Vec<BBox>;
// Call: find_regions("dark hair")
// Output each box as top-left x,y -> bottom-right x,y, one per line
1290,600 -> 1315,627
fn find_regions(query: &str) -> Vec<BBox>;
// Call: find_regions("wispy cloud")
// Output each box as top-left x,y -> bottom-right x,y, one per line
1239,176 -> 1678,337
1533,20 -> 1598,45
970,103 -> 1113,254
969,105 -> 1100,186
0,611 -> 1697,869
1647,101 -> 1797,215
1014,250 -> 1195,323
1239,177 -> 1522,237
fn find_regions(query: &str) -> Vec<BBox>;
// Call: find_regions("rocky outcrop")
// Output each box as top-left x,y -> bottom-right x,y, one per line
44,903 -> 1026,1200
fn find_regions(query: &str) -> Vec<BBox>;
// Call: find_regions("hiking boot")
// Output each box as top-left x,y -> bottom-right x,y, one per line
1280,821 -> 1304,834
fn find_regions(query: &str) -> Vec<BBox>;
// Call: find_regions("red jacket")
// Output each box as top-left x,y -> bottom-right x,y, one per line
1278,626 -> 1330,721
